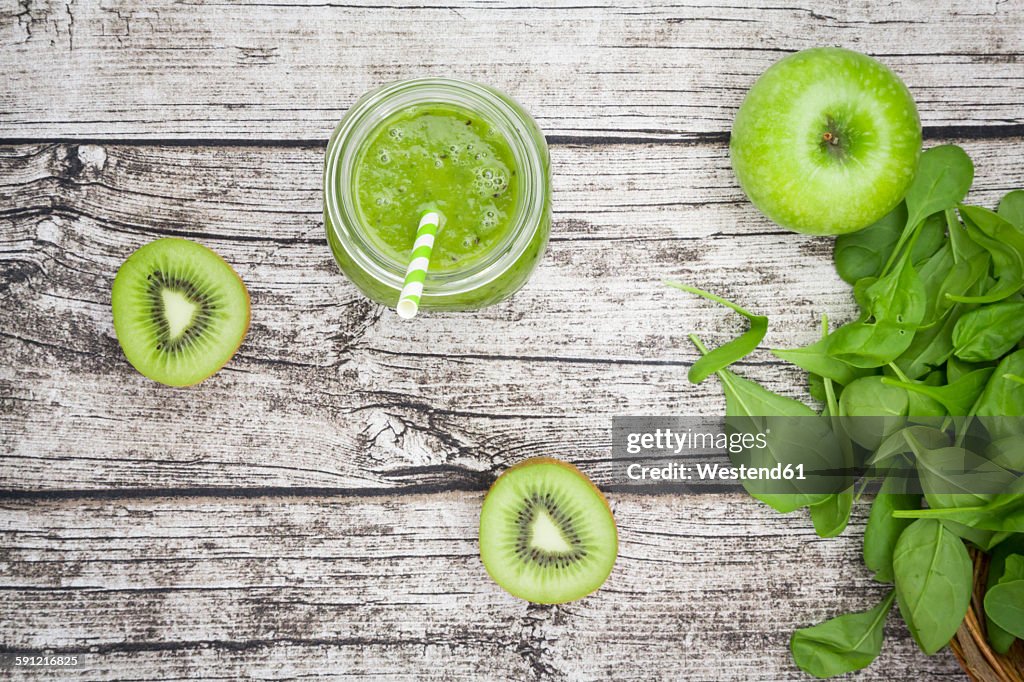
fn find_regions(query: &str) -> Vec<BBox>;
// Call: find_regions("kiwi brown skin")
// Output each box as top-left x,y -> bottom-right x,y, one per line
480,456 -> 618,604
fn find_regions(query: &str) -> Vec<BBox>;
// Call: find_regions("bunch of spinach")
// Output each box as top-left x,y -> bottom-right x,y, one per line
674,147 -> 1024,678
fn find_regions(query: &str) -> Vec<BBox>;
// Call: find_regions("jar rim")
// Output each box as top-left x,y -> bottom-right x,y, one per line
324,78 -> 548,297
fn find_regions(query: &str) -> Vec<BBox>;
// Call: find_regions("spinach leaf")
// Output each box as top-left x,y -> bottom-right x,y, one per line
695,335 -> 808,418
832,203 -> 942,285
827,252 -> 927,369
904,431 -> 1014,512
962,204 -> 1024,256
1007,555 -> 1024,580
774,307 -> 872,387
892,519 -> 973,654
947,355 -> 990,384
864,477 -> 919,583
949,206 -> 1024,304
790,590 -> 895,678
881,367 -> 995,416
826,321 -> 915,369
952,301 -> 1024,362
810,365 -> 854,538
974,349 -> 1024,419
970,350 -> 1024,443
839,376 -> 908,450
947,208 -> 977,260
903,145 -> 975,236
884,362 -> 946,418
982,531 -> 1014,551
868,425 -> 949,469
892,308 -> 960,380
913,212 -> 951,265
834,203 -> 906,285
668,282 -> 768,384
690,335 -> 834,513
892,478 -> 1024,532
905,390 -> 946,418
998,189 -> 1024,231
809,372 -> 827,404
879,146 -> 973,278
772,338 -> 871,386
835,199 -> 937,286
732,413 -> 837,513
710,361 -> 816,419
811,489 -> 853,538
987,436 -> 1024,472
984,557 -> 1024,643
940,521 -> 1010,553
935,252 -> 990,316
852,276 -> 877,318
916,241 -> 955,324
864,251 -> 928,326
985,537 -> 1024,653
900,241 -> 984,377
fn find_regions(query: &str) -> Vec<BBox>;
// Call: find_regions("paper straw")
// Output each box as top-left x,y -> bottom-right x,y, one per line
396,210 -> 441,320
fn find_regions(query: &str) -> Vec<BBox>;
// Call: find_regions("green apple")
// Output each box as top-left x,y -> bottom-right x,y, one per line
730,47 -> 921,235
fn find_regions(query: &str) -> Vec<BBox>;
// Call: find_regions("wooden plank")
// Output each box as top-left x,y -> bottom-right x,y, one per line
0,0 -> 1022,141
2,137 -> 1023,492
0,493 -> 965,679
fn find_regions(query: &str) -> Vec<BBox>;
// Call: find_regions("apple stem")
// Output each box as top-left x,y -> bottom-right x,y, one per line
823,132 -> 839,146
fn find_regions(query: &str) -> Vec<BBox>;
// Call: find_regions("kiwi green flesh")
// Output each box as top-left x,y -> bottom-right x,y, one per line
111,238 -> 249,387
479,460 -> 617,604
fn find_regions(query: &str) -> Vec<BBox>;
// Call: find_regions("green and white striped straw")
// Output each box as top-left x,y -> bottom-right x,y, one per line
396,210 -> 441,320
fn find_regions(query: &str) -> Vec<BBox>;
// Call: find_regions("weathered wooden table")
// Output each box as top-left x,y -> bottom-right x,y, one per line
3,1 -> 1022,679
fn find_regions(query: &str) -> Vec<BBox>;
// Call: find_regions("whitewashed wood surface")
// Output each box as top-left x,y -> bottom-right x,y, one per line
3,0 -> 1024,679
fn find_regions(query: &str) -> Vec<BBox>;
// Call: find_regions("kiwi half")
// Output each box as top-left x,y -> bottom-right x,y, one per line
111,238 -> 250,387
479,457 -> 618,604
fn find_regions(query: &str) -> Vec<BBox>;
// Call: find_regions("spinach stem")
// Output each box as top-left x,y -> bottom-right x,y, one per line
688,333 -> 710,356
880,218 -> 922,276
946,208 -> 963,264
666,281 -> 761,320
886,362 -> 912,384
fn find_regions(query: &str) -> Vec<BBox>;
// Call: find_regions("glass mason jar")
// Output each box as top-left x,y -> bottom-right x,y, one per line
323,78 -> 551,311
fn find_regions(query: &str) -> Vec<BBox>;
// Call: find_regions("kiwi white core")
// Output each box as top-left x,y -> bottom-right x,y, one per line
161,289 -> 199,340
530,510 -> 573,554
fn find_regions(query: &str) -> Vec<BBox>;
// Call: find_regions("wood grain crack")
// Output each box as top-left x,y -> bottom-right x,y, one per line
1,124 -> 1023,150
516,603 -> 563,680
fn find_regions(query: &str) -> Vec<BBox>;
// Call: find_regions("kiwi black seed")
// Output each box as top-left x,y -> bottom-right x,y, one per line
111,238 -> 250,387
479,457 -> 618,603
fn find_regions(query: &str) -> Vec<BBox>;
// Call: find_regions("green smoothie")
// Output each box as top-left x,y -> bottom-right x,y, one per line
353,104 -> 520,270
324,78 -> 550,311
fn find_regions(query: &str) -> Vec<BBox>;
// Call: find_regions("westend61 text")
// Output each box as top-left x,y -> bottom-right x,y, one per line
626,462 -> 807,482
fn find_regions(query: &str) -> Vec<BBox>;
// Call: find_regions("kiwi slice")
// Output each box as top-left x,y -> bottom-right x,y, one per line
479,457 -> 618,603
111,238 -> 250,387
